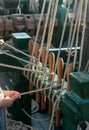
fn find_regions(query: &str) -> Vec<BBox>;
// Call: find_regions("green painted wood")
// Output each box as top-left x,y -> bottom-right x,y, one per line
60,72 -> 89,129
12,32 -> 31,50
70,72 -> 89,98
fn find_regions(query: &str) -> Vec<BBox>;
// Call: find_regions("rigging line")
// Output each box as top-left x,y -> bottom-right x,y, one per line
0,63 -> 48,74
60,0 -> 81,82
52,80 -> 67,104
78,0 -> 88,71
63,0 -> 82,73
84,60 -> 89,71
30,0 -> 47,64
36,0 -> 53,71
34,0 -> 47,44
39,0 -> 59,90
48,96 -> 59,130
48,0 -> 72,129
30,0 -> 54,91
22,108 -> 50,122
67,0 -> 77,49
55,0 -> 84,115
20,82 -> 62,96
67,0 -> 81,56
0,41 -> 37,61
2,51 -> 36,66
18,0 -> 21,14
73,0 -> 83,69
46,0 -> 59,65
48,0 -> 71,100
41,0 -> 55,70
30,0 -> 48,66
56,0 -> 82,108
23,64 -> 35,80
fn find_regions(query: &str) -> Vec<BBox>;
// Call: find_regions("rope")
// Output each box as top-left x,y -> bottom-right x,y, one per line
48,0 -> 71,100
84,60 -> 89,71
78,0 -> 88,71
0,63 -> 48,74
36,0 -> 59,94
77,121 -> 89,130
66,0 -> 82,70
0,41 -> 36,61
36,0 -> 53,72
22,108 -> 50,122
48,0 -> 72,129
20,82 -> 59,96
67,0 -> 78,49
7,118 -> 38,130
29,0 -> 39,13
73,0 -> 83,69
30,0 -> 47,65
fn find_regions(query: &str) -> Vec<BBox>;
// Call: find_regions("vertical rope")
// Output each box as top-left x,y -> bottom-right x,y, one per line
78,0 -> 88,71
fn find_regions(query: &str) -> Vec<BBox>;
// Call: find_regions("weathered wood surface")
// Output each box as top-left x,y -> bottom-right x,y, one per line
0,14 -> 58,38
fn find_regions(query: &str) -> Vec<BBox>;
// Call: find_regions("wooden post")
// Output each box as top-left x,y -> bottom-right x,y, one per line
57,58 -> 64,84
48,52 -> 55,117
28,40 -> 34,96
34,43 -> 41,103
48,52 -> 55,80
55,58 -> 64,127
55,108 -> 61,127
40,47 -> 47,111
48,100 -> 52,118
66,64 -> 73,91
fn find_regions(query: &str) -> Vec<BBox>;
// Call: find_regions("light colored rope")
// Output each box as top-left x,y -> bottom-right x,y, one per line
84,60 -> 89,71
56,0 -> 82,108
34,0 -> 47,45
73,0 -> 83,69
30,0 -> 47,65
30,0 -> 50,66
78,0 -> 88,71
67,0 -> 77,49
0,63 -> 47,74
0,41 -> 36,61
20,82 -> 61,96
66,0 -> 83,70
77,121 -> 89,130
36,0 -> 53,72
22,107 -> 50,122
39,0 -> 59,91
29,0 -> 39,13
31,0 -> 55,92
48,0 -> 73,129
7,118 -> 37,130
48,0 -> 72,100
2,51 -> 31,65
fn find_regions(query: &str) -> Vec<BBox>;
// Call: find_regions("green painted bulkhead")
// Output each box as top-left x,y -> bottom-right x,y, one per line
60,72 -> 89,130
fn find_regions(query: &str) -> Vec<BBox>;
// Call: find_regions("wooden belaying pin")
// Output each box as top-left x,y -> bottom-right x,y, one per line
66,64 -> 73,91
40,47 -> 47,111
57,58 -> 64,84
55,58 -> 64,128
28,40 -> 34,58
48,100 -> 52,118
55,108 -> 61,127
48,52 -> 55,117
48,52 -> 55,80
34,43 -> 41,103
28,40 -> 34,96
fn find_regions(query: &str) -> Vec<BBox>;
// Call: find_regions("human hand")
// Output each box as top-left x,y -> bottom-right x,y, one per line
3,90 -> 21,100
0,96 -> 13,107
